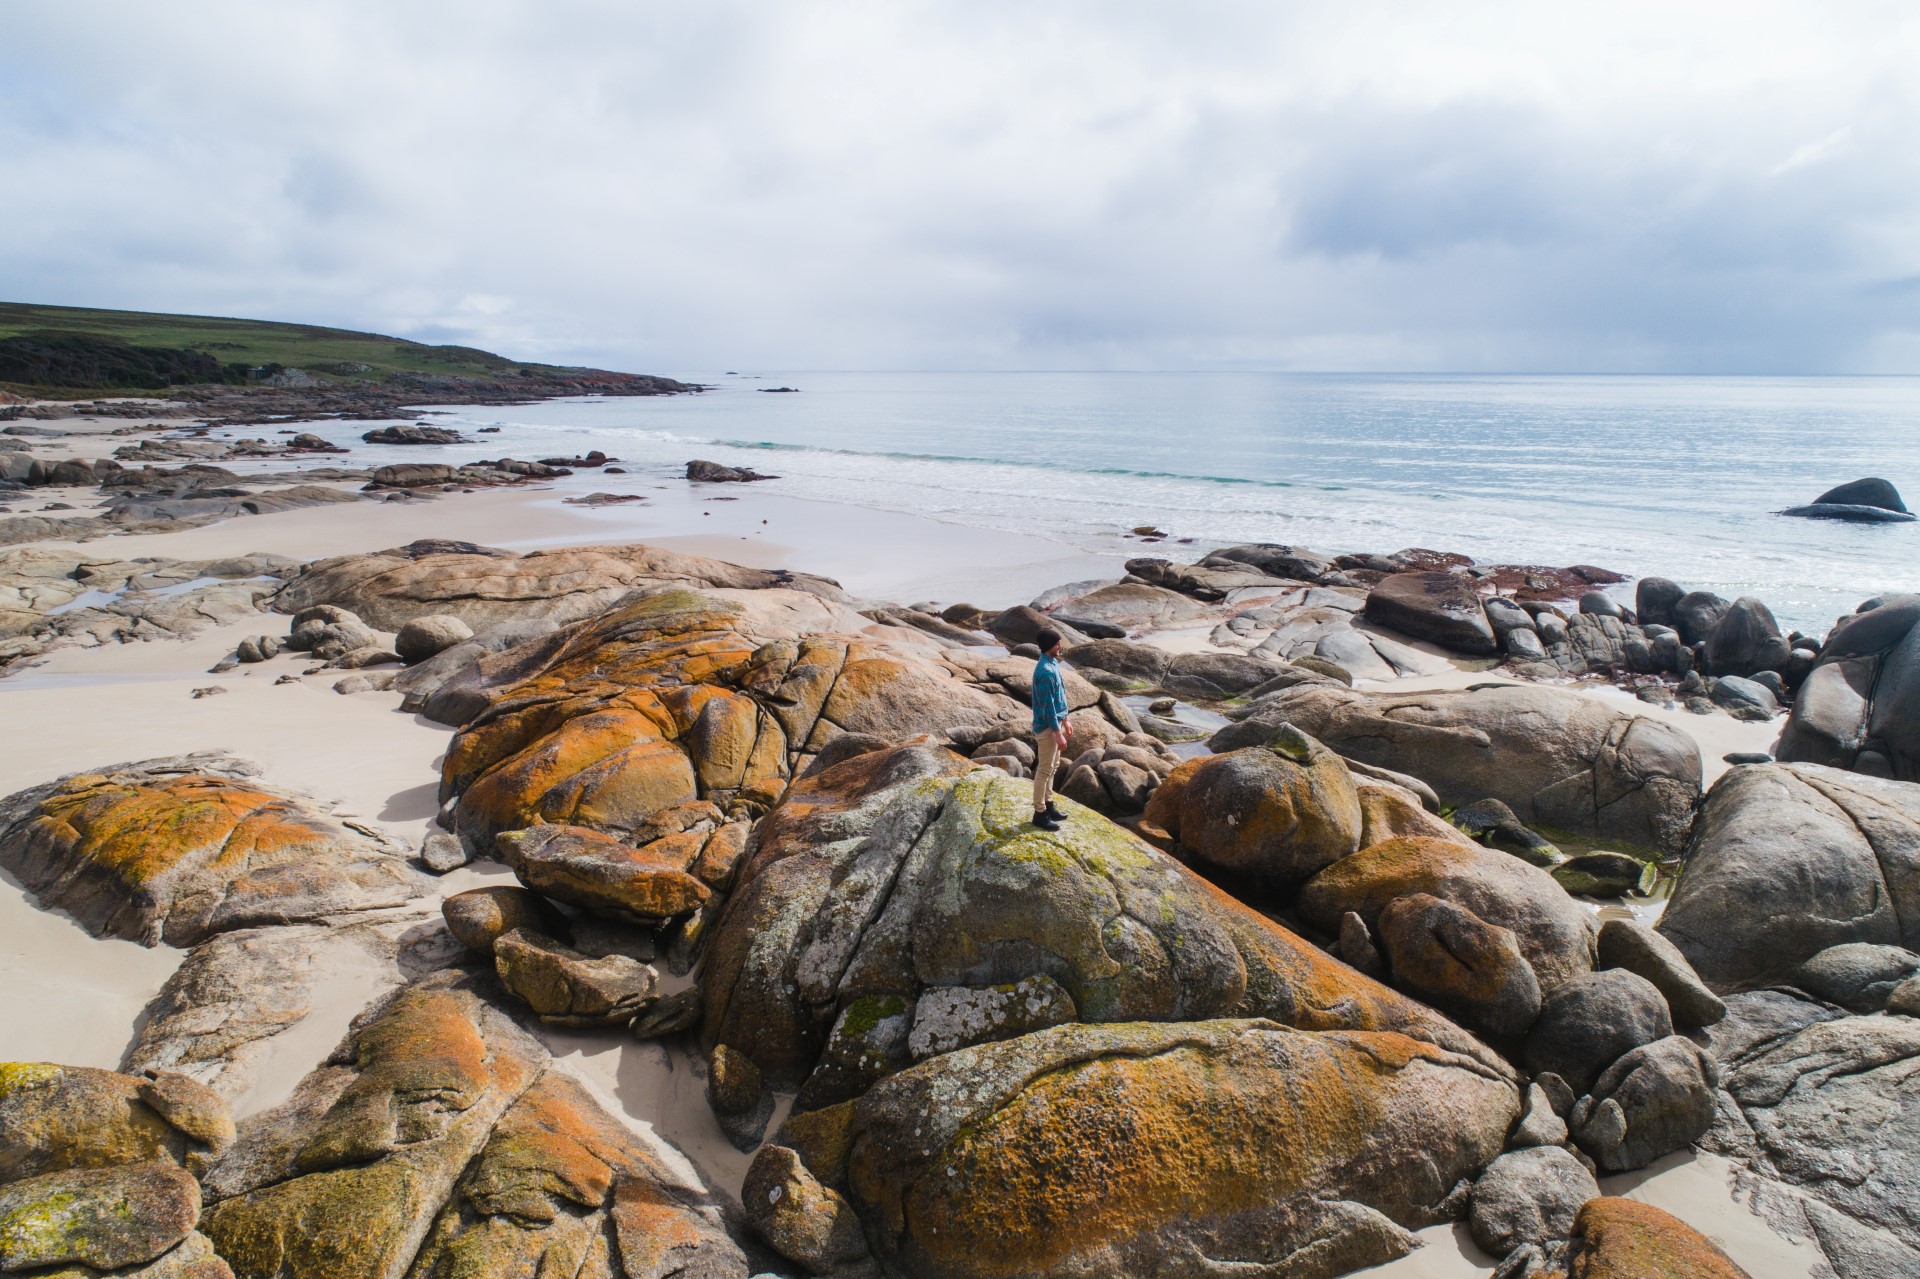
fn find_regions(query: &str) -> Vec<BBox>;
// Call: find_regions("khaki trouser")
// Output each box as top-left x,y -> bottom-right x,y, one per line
1033,728 -> 1062,812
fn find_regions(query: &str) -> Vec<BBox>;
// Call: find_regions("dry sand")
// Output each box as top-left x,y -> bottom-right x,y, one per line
0,431 -> 1820,1263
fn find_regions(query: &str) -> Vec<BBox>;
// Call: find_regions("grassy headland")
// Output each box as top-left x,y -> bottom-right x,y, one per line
0,301 -> 692,405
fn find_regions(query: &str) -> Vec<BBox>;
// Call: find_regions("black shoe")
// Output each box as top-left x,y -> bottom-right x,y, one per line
1043,803 -> 1066,822
1032,811 -> 1062,831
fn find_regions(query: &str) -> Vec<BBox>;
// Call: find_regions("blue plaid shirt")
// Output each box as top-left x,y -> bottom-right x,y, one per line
1031,653 -> 1070,733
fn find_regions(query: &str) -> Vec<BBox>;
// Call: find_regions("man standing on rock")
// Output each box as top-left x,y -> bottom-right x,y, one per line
1030,628 -> 1072,830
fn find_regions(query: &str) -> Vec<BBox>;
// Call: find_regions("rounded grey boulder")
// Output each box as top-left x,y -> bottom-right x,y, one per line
1569,1034 -> 1720,1172
1253,681 -> 1701,856
1795,943 -> 1920,1012
1635,577 -> 1685,628
1705,596 -> 1789,676
1596,918 -> 1725,1027
1659,763 -> 1920,986
1814,477 -> 1909,512
1469,1145 -> 1598,1257
1777,595 -> 1920,781
1363,571 -> 1498,655
395,614 -> 474,664
1524,969 -> 1673,1095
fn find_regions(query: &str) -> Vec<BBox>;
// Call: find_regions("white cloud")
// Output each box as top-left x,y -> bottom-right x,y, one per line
1,0 -> 1918,372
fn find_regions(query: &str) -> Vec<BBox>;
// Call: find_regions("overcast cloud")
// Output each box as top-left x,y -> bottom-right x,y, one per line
3,1 -> 1919,373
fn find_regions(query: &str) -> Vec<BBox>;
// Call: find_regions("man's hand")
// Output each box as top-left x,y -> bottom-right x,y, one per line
1058,719 -> 1073,745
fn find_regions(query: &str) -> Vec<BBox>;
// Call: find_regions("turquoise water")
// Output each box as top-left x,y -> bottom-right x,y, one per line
354,372 -> 1920,634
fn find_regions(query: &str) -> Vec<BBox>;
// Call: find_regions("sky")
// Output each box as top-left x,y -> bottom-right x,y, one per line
3,1 -> 1920,374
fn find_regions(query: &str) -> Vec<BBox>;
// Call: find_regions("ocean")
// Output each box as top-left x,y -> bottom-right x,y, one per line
368,372 -> 1920,635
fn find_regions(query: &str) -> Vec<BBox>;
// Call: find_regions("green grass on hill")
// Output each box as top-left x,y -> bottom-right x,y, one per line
0,300 -> 564,391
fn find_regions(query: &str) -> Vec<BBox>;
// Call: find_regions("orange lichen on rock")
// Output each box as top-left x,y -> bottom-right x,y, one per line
1299,835 -> 1594,993
1144,738 -> 1363,892
1567,1197 -> 1753,1278
703,747 -> 1513,1102
0,755 -> 421,946
200,976 -> 547,1279
824,1019 -> 1517,1279
438,588 -> 1075,855
31,775 -> 314,888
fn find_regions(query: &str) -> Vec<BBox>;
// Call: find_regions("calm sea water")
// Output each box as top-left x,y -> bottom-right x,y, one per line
383,372 -> 1920,635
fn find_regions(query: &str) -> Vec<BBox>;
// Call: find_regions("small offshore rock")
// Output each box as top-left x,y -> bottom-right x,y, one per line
687,458 -> 776,482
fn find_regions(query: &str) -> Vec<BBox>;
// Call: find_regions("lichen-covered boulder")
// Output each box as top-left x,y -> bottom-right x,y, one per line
1376,892 -> 1542,1040
702,744 -> 1510,1103
1298,836 -> 1595,995
741,1143 -> 869,1273
1660,762 -> 1920,988
760,1019 -> 1518,1279
407,1073 -> 748,1279
0,1063 -> 232,1183
199,975 -> 549,1277
439,589 -> 1134,854
1354,776 -> 1476,849
200,971 -> 749,1279
1249,682 -> 1701,855
441,886 -> 570,955
1143,730 -> 1363,893
1564,1197 -> 1752,1278
0,753 -> 422,947
493,928 -> 657,1027
0,1161 -> 201,1272
495,823 -> 714,925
